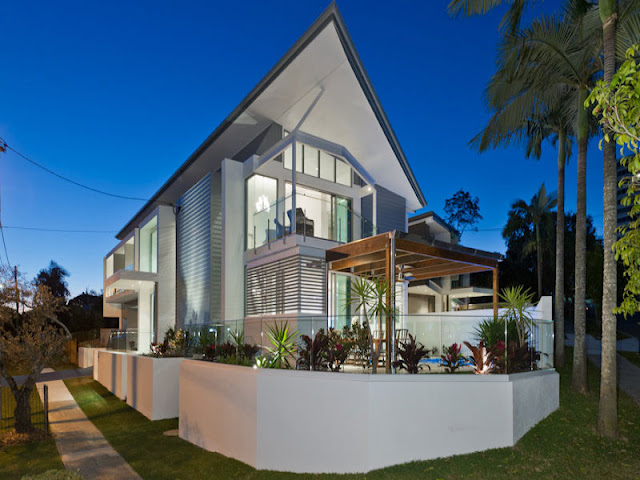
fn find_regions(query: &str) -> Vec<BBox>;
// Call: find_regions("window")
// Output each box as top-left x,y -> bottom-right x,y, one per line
303,145 -> 319,177
282,141 -> 353,188
246,174 -> 278,249
285,183 -> 351,242
319,151 -> 335,182
336,158 -> 351,186
140,216 -> 158,273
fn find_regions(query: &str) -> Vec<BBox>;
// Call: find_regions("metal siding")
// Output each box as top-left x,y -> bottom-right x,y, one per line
177,174 -> 211,327
375,185 -> 406,233
210,171 -> 223,322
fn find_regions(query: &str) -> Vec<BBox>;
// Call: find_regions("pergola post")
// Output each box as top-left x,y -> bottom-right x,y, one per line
492,266 -> 499,319
384,232 -> 394,373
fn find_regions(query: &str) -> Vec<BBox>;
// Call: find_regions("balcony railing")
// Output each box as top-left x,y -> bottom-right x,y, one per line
248,193 -> 377,250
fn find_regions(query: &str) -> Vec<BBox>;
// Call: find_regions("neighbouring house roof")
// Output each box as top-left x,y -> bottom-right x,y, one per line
408,211 -> 459,238
116,3 -> 426,239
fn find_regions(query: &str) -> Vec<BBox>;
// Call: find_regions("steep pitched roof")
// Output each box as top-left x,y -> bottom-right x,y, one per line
117,3 -> 426,239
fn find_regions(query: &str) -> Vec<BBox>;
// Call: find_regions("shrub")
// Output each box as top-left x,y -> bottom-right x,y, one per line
393,334 -> 432,374
327,328 -> 353,372
297,330 -> 329,371
474,317 -> 518,348
441,343 -> 465,373
464,340 -> 499,375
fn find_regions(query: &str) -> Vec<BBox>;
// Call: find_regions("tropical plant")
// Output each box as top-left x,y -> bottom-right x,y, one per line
499,285 -> 535,348
464,340 -> 499,375
441,343 -> 465,373
508,185 -> 558,299
297,330 -> 329,371
191,326 -> 217,355
349,321 -> 371,369
263,321 -> 298,369
474,316 -> 519,348
392,334 -> 432,374
347,277 -> 396,373
327,328 -> 353,372
448,0 -> 531,33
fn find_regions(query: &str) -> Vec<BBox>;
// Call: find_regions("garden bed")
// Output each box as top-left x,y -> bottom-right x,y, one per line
178,359 -> 559,474
126,355 -> 183,420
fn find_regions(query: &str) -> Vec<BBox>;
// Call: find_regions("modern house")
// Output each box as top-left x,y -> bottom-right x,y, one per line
102,4 -> 503,354
93,6 -> 559,472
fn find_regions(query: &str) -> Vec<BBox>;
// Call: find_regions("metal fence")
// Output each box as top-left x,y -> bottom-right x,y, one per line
0,384 -> 49,434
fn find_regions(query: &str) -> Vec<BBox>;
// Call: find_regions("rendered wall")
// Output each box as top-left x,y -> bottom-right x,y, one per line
127,355 -> 183,420
179,361 -> 559,474
222,159 -> 245,322
95,350 -> 129,400
157,205 -> 177,339
78,347 -> 104,368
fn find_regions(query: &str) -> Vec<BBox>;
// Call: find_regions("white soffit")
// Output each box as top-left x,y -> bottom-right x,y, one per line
244,23 -> 422,211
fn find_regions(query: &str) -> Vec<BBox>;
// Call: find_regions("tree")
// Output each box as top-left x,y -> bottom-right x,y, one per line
448,0 -> 531,33
34,261 -> 70,300
506,184 -> 557,299
0,267 -> 67,433
443,190 -> 483,239
589,42 -> 640,437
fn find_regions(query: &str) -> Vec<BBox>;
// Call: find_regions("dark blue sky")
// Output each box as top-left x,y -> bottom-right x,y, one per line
0,0 -> 604,296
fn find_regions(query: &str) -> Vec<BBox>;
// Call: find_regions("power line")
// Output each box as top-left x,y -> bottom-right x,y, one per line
0,226 -> 11,267
4,143 -> 149,202
2,225 -> 118,234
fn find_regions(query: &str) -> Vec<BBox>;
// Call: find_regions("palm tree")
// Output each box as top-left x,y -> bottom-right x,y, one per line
508,185 -> 558,299
505,9 -> 603,393
448,0 -> 530,33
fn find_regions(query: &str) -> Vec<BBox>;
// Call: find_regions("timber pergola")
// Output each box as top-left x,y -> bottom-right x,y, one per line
326,231 -> 503,372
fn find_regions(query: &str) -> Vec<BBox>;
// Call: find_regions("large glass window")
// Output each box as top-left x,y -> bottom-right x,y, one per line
283,141 -> 352,187
285,183 -> 352,242
246,174 -> 278,249
140,216 -> 158,273
336,158 -> 352,186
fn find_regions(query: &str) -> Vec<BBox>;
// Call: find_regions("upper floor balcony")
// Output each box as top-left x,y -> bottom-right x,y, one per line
104,213 -> 159,299
244,129 -> 380,251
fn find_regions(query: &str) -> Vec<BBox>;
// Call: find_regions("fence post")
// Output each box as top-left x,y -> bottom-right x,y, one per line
43,385 -> 49,434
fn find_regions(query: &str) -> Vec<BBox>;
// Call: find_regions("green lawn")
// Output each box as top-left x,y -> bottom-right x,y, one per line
0,438 -> 63,480
619,351 -> 640,369
60,354 -> 640,480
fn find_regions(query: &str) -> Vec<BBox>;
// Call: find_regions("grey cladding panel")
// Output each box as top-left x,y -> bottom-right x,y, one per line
375,185 -> 406,234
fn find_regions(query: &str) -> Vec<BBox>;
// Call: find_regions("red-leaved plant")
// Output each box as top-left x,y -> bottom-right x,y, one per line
441,343 -> 465,373
463,340 -> 499,375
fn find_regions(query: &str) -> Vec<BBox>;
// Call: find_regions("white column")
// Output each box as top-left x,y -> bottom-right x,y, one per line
137,283 -> 155,353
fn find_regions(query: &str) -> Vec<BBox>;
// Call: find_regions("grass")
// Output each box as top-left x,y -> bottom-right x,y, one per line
0,438 -> 63,480
62,353 -> 640,480
1,387 -> 47,433
619,351 -> 640,369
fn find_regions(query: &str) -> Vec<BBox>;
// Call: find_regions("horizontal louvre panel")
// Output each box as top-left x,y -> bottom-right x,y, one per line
246,255 -> 326,316
177,174 -> 211,326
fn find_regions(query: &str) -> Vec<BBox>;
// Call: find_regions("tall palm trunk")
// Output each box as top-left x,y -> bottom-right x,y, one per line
536,225 -> 543,299
573,87 -> 589,394
598,1 -> 619,438
555,129 -> 566,367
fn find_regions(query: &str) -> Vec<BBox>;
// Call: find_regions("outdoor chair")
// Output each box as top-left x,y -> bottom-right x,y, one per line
287,208 -> 314,237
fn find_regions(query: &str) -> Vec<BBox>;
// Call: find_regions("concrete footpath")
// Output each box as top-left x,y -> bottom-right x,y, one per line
1,367 -> 93,387
588,354 -> 640,407
39,371 -> 142,480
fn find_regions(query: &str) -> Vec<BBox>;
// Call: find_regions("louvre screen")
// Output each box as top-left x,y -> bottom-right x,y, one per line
176,174 -> 211,326
246,255 -> 326,316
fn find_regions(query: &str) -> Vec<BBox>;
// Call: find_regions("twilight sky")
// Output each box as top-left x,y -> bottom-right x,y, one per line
0,0 -> 605,297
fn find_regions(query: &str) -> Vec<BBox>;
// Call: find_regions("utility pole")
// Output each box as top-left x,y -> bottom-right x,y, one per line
14,266 -> 19,315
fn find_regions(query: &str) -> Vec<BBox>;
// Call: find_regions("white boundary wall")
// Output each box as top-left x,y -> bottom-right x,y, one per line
94,350 -> 130,400
179,361 -> 559,473
78,347 -> 104,368
126,355 -> 183,420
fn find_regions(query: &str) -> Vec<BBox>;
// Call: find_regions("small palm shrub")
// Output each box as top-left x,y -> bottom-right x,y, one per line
258,321 -> 298,369
474,317 -> 519,348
